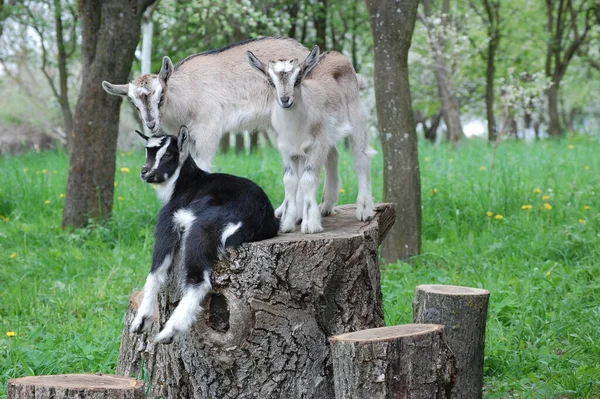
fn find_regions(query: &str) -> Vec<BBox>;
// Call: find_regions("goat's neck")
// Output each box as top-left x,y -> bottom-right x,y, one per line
155,157 -> 207,205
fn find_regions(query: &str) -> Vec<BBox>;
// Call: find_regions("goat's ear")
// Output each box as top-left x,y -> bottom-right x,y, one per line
159,56 -> 174,84
247,51 -> 267,76
301,45 -> 320,79
177,126 -> 189,152
102,81 -> 129,97
135,130 -> 149,142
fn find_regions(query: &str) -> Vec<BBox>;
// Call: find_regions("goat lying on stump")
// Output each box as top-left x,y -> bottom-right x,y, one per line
131,126 -> 279,344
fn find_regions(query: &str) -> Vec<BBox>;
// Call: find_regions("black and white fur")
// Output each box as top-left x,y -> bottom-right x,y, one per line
132,126 -> 279,344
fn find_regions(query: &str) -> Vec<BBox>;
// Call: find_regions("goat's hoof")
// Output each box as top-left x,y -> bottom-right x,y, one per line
154,329 -> 176,345
301,220 -> 324,234
295,218 -> 303,225
356,205 -> 375,222
274,205 -> 284,218
280,222 -> 296,233
319,204 -> 335,217
130,315 -> 152,334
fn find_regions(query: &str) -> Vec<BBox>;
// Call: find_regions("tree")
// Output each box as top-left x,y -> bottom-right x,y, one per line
469,0 -> 501,142
366,0 -> 421,261
545,0 -> 595,136
419,0 -> 465,143
63,0 -> 156,228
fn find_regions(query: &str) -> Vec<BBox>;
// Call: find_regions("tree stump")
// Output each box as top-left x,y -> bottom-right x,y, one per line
7,374 -> 144,399
413,284 -> 490,399
117,204 -> 395,399
329,324 -> 456,399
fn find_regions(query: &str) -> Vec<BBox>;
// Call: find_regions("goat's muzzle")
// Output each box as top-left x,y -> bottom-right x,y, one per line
280,97 -> 293,109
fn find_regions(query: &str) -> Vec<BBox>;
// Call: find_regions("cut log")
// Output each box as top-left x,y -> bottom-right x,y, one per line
413,284 -> 490,399
118,203 -> 395,399
7,374 -> 143,399
329,324 -> 456,399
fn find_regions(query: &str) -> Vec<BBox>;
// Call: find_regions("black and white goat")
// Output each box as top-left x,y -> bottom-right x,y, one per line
247,46 -> 375,234
132,126 -> 279,344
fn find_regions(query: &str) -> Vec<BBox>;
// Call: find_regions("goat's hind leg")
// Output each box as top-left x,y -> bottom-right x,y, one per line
351,131 -> 376,221
131,219 -> 177,334
319,146 -> 340,217
155,225 -> 216,344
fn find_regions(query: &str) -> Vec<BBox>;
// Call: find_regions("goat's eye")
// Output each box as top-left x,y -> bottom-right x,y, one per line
294,78 -> 302,87
267,78 -> 275,88
158,94 -> 165,106
162,152 -> 172,159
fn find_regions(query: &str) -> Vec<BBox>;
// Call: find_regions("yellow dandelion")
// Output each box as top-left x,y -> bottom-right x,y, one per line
44,200 -> 51,205
10,252 -> 17,259
584,165 -> 590,170
480,166 -> 486,171
543,203 -> 552,210
340,188 -> 346,193
59,193 -> 65,199
533,188 -> 542,194
117,196 -> 125,201
120,167 -> 130,173
424,157 -> 430,162
114,181 -> 119,188
486,211 -> 493,217
41,169 -> 48,174
584,206 -> 591,210
568,145 -> 574,149
6,331 -> 16,337
494,214 -> 504,220
521,204 -> 533,210
545,271 -> 551,277
542,195 -> 550,201
23,168 -> 28,173
52,170 -> 58,174
0,215 -> 8,221
432,188 -> 439,195
578,219 -> 587,224
152,184 -> 158,190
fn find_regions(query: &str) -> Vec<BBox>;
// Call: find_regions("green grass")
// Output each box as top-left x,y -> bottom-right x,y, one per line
1,137 -> 599,398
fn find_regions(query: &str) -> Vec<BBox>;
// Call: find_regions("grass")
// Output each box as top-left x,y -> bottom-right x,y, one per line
0,136 -> 599,398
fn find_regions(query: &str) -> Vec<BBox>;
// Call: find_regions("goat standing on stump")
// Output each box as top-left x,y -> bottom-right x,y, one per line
247,45 -> 375,234
101,37 -> 309,171
131,126 -> 279,344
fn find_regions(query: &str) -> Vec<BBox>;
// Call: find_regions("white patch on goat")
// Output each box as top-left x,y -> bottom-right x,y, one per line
130,253 -> 172,333
146,136 -> 163,148
135,87 -> 150,96
173,209 -> 196,233
155,270 -> 212,343
273,60 -> 294,73
155,165 -> 181,204
152,137 -> 170,171
221,221 -> 242,247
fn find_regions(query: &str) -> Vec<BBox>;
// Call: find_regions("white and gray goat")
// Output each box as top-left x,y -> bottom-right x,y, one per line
102,37 -> 309,171
247,46 -> 375,233
132,126 -> 279,344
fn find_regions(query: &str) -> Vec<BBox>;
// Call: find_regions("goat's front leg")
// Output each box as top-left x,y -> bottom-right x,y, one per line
319,145 -> 340,217
279,156 -> 301,233
299,145 -> 329,234
155,225 -> 216,344
131,214 -> 178,334
189,125 -> 220,172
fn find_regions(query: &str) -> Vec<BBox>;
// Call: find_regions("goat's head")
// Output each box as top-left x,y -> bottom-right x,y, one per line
247,45 -> 320,109
136,125 -> 188,184
102,56 -> 174,135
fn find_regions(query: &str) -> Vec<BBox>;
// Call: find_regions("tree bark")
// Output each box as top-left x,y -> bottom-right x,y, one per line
422,0 -> 465,143
329,324 -> 456,399
547,82 -> 561,136
7,374 -> 143,399
53,0 -> 74,147
413,284 -> 490,399
63,0 -> 156,228
117,204 -> 395,399
366,0 -> 421,262
314,0 -> 327,49
485,34 -> 498,142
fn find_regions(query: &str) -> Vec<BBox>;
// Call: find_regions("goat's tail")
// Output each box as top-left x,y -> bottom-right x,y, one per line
356,74 -> 368,91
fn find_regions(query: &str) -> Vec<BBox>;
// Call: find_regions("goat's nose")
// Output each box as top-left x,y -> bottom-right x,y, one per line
281,96 -> 290,103
147,121 -> 156,130
141,166 -> 150,176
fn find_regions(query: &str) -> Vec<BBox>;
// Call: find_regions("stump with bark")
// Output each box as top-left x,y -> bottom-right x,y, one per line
329,324 -> 456,399
7,374 -> 144,399
117,204 -> 395,399
413,284 -> 490,399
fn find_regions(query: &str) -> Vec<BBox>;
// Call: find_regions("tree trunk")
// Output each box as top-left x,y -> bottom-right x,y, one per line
547,82 -> 561,136
235,132 -> 244,154
413,284 -> 490,399
330,324 -> 456,399
7,374 -> 143,399
485,37 -> 498,142
53,0 -> 73,148
141,1 -> 160,75
366,0 -> 421,262
287,0 -> 300,39
117,204 -> 395,399
314,0 -> 327,50
63,0 -> 156,228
